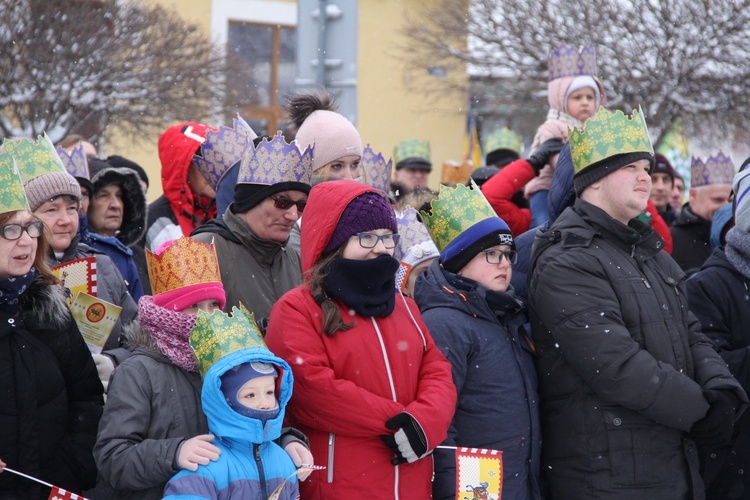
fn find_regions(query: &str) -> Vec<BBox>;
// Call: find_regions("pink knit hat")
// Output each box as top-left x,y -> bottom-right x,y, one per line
295,110 -> 363,173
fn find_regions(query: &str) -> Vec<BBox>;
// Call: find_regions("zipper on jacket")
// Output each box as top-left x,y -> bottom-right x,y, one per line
254,443 -> 269,499
327,433 -> 335,483
641,278 -> 651,289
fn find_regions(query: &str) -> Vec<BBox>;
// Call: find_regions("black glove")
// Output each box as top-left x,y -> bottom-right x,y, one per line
380,413 -> 428,465
690,389 -> 740,448
526,138 -> 564,174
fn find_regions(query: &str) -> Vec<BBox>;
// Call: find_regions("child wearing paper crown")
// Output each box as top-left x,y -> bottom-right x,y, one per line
163,307 -> 299,500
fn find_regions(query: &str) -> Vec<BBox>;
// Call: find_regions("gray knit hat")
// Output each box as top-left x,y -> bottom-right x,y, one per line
24,172 -> 82,211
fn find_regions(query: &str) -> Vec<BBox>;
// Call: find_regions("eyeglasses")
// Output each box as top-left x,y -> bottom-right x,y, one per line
483,249 -> 518,265
0,221 -> 45,241
357,232 -> 400,249
269,195 -> 306,213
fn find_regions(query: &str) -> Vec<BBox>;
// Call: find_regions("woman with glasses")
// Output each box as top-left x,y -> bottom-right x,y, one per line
265,180 -> 456,499
412,185 -> 542,500
0,164 -> 103,498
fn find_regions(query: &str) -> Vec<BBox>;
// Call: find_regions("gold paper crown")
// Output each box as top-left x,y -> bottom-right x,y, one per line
190,305 -> 267,377
569,106 -> 653,174
483,127 -> 522,155
146,237 -> 222,296
0,153 -> 31,213
420,180 -> 497,252
2,134 -> 67,184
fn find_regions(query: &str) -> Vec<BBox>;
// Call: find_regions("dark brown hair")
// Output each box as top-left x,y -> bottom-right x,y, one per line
0,210 -> 58,286
308,248 -> 355,337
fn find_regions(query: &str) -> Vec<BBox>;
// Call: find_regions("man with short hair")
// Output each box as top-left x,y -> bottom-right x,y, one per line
391,139 -> 432,200
671,153 -> 734,275
528,108 -> 746,498
650,153 -> 678,225
192,133 -> 312,330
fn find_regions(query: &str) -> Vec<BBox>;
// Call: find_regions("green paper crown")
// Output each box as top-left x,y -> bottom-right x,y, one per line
190,304 -> 267,378
0,153 -> 31,213
2,134 -> 67,184
483,127 -> 522,155
569,107 -> 653,174
394,139 -> 431,166
420,180 -> 497,252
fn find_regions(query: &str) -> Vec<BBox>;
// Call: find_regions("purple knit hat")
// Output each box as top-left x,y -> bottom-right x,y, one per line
325,192 -> 398,254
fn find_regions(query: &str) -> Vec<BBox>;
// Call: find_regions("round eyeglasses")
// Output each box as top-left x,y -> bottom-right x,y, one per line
269,195 -> 306,213
483,249 -> 518,265
0,221 -> 45,241
357,232 -> 400,249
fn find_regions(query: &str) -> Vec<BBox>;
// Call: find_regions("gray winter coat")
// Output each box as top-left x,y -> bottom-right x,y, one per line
529,199 -> 747,499
93,322 -> 204,500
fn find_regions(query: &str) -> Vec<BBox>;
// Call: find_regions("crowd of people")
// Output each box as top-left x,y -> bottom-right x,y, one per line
0,42 -> 749,500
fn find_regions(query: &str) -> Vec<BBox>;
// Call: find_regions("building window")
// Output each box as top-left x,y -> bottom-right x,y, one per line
226,21 -> 296,136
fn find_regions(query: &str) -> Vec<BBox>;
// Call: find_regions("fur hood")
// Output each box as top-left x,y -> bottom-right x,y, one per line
91,167 -> 148,247
123,320 -> 160,353
18,276 -> 74,330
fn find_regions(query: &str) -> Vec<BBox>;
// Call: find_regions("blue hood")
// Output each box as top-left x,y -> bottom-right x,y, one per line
202,346 -> 293,445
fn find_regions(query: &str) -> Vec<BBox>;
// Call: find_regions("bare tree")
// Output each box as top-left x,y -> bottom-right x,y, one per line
404,0 -> 750,147
0,0 -> 225,143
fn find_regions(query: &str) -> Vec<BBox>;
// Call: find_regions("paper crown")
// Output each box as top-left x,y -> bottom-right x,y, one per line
3,134 -> 68,184
548,44 -> 598,81
420,181 -> 498,253
394,139 -> 430,166
56,144 -> 90,180
0,152 -> 31,213
361,145 -> 392,193
190,305 -> 267,377
569,107 -> 653,174
194,116 -> 256,190
146,237 -> 222,297
691,152 -> 735,187
238,131 -> 313,186
483,127 -> 522,154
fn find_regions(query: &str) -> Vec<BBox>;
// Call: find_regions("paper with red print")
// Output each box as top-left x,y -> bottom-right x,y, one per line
52,257 -> 97,306
455,447 -> 502,500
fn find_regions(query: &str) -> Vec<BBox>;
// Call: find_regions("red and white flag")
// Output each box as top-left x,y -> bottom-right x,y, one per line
455,447 -> 503,500
48,486 -> 89,500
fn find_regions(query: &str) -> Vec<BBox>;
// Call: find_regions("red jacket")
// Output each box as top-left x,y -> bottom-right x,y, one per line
266,180 -> 456,499
481,158 -> 535,236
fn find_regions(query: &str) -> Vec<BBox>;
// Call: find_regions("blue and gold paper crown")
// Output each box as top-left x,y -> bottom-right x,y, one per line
548,44 -> 597,82
3,134 -> 68,183
691,152 -> 735,188
361,145 -> 392,193
483,127 -> 522,155
394,139 -> 430,166
0,152 -> 31,213
419,181 -> 497,253
56,144 -> 90,180
190,305 -> 267,378
238,131 -> 313,186
194,116 -> 256,190
569,107 -> 653,174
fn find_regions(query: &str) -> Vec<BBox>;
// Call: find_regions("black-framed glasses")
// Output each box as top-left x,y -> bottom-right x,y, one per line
0,221 -> 45,241
357,232 -> 400,249
269,195 -> 306,213
483,249 -> 518,265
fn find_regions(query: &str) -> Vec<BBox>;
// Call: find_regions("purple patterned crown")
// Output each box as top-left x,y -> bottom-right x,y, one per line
691,152 -> 735,188
194,117 -> 256,189
237,131 -> 313,185
361,145 -> 392,193
395,206 -> 439,291
548,44 -> 597,81
56,144 -> 90,180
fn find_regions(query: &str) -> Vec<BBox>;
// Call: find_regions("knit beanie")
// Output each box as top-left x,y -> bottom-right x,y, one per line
296,110 -> 363,173
733,167 -> 750,233
325,191 -> 398,254
220,361 -> 280,421
564,75 -> 601,113
106,155 -> 150,188
441,217 -> 515,274
24,172 -> 82,211
232,181 -> 310,214
574,152 -> 655,197
653,153 -> 676,183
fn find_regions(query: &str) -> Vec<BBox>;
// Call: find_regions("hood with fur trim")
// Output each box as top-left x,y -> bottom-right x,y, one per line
19,277 -> 74,330
91,167 -> 147,247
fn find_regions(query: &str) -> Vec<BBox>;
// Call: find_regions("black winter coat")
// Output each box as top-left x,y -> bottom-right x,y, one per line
0,276 -> 103,498
688,248 -> 750,499
529,199 -> 747,499
671,204 -> 713,276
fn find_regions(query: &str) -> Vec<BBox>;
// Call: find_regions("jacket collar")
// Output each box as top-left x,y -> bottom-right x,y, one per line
224,209 -> 288,266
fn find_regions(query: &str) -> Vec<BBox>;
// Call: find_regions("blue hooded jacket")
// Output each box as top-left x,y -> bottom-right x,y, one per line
163,345 -> 298,500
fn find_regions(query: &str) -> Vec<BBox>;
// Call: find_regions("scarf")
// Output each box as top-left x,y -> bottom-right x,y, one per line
725,227 -> 750,280
324,254 -> 400,318
0,267 -> 37,315
138,295 -> 198,372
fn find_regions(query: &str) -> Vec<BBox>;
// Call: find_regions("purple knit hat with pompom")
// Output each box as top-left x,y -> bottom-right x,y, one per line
325,192 -> 397,254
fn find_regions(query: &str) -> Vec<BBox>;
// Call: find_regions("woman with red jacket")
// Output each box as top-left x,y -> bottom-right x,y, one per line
265,180 -> 456,499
